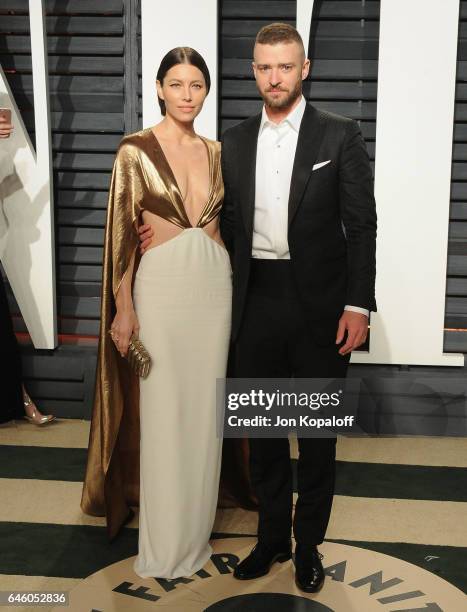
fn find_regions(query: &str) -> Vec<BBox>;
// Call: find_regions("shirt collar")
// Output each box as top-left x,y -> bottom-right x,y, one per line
259,94 -> 307,134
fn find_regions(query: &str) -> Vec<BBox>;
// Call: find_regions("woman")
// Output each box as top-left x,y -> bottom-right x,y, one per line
0,114 -> 54,426
81,47 -> 253,579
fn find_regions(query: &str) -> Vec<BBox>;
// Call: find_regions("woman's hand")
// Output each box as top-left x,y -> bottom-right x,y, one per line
0,116 -> 13,139
110,308 -> 140,357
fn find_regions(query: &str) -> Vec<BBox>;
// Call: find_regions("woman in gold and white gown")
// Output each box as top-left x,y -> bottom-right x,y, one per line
81,47 -> 236,579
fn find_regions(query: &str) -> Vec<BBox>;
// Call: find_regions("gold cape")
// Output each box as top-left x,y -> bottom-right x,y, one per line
80,129 -> 254,540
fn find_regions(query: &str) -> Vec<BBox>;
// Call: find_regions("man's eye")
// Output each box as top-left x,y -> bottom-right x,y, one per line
282,65 -> 292,71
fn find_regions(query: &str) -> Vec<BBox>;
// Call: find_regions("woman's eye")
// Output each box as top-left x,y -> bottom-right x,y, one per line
170,83 -> 180,87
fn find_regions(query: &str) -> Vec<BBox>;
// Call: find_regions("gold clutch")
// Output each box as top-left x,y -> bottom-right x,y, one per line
109,331 -> 152,378
126,334 -> 152,378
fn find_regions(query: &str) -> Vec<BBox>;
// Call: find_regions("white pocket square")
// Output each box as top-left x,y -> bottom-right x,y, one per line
312,160 -> 331,171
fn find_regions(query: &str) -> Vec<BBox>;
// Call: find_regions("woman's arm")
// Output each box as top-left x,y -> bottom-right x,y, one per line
104,139 -> 143,357
110,251 -> 139,357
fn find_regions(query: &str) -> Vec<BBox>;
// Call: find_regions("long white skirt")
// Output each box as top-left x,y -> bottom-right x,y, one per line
132,228 -> 232,579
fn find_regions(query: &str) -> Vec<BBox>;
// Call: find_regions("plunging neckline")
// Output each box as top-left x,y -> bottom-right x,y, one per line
149,128 -> 213,228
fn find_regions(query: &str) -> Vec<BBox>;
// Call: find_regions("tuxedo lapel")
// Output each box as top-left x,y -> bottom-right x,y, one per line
238,113 -> 261,238
288,104 -> 326,228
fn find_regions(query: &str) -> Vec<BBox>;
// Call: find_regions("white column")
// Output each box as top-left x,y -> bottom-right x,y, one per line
296,0 -> 314,58
353,0 -> 462,366
0,0 -> 57,349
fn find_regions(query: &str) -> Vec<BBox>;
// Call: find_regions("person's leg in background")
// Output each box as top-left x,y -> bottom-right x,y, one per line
0,270 -> 55,426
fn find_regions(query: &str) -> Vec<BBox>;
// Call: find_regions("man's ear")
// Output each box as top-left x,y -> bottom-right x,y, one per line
302,58 -> 311,80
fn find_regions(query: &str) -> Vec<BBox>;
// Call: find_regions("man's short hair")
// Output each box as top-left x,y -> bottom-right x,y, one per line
255,22 -> 305,58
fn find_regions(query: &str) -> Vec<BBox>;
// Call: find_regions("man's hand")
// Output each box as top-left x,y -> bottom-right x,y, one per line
335,310 -> 368,355
138,223 -> 154,254
0,116 -> 13,139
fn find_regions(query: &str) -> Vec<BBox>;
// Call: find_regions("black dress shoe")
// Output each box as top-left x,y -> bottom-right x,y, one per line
233,540 -> 292,580
294,544 -> 325,593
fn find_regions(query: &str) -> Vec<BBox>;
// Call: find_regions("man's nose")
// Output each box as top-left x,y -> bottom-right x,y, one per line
269,69 -> 281,87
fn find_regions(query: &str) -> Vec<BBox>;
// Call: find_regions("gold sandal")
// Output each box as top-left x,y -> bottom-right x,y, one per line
23,388 -> 56,426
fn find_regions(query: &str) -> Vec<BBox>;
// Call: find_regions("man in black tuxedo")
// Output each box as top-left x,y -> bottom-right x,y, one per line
138,22 -> 376,594
219,23 -> 376,593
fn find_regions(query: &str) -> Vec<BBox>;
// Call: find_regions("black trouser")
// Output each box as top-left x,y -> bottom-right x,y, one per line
234,259 -> 350,546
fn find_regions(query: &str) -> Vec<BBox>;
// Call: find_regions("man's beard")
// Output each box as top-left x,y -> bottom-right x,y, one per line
262,78 -> 302,110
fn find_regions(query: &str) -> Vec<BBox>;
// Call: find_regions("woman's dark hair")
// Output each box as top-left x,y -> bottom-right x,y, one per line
156,47 -> 211,116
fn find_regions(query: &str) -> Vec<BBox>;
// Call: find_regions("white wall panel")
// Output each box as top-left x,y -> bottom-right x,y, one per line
353,0 -> 463,366
0,0 -> 57,349
296,0 -> 314,57
141,0 -> 218,139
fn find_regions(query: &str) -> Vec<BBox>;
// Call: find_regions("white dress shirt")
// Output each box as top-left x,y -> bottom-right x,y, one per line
252,95 -> 369,317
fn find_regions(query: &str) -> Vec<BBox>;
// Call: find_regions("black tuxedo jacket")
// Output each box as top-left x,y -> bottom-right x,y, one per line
220,102 -> 377,344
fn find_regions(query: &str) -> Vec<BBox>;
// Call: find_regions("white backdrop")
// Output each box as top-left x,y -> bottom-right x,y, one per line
354,0 -> 462,366
141,0 -> 218,139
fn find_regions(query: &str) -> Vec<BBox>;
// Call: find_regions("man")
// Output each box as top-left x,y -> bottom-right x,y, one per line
139,23 -> 376,593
